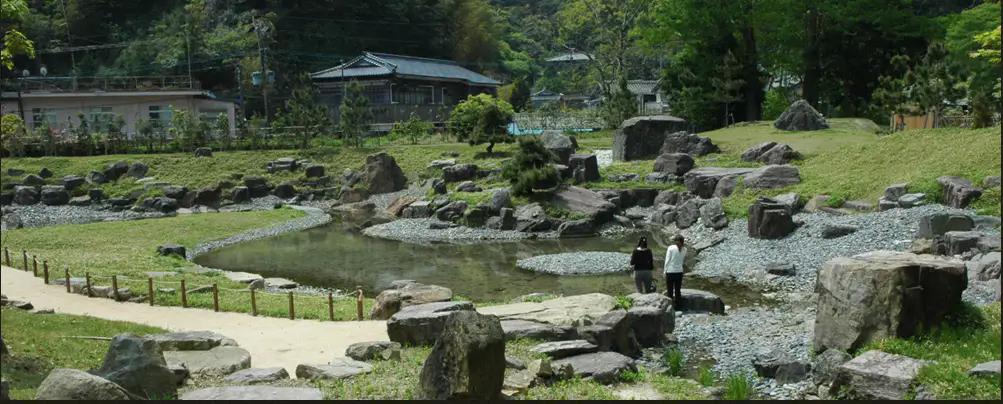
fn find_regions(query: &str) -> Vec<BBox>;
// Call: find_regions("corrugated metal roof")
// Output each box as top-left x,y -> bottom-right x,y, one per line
311,52 -> 500,86
545,52 -> 593,62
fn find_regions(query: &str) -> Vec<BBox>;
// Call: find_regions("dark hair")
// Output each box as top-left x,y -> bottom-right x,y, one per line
672,235 -> 685,243
637,237 -> 648,249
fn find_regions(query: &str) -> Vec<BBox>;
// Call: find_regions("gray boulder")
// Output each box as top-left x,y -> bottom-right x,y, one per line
569,154 -> 600,183
884,183 -> 909,202
897,193 -> 926,208
13,186 -> 39,205
753,349 -> 811,384
675,198 -> 704,229
916,213 -> 974,239
146,331 -> 236,351
157,244 -> 186,258
296,358 -> 374,381
163,346 -> 251,377
677,289 -> 725,314
104,161 -> 130,181
966,252 -> 1001,281
363,152 -> 407,194
576,325 -> 615,352
811,349 -> 852,387
92,334 -> 177,399
499,320 -> 576,342
765,263 -> 796,276
455,181 -> 482,193
683,167 -> 754,199
346,341 -> 402,361
740,141 -> 777,162
126,163 -> 149,179
61,175 -> 85,191
193,147 -> 213,157
627,306 -> 668,347
613,115 -> 689,161
830,350 -> 927,400
557,219 -> 595,238
435,201 -> 468,222
627,293 -> 675,334
192,186 -> 221,207
550,186 -> 616,224
821,224 -> 858,239
774,100 -> 829,131
181,386 -> 323,400
551,352 -> 636,385
231,186 -> 251,203
489,189 -> 512,213
243,176 -> 271,198
370,281 -> 453,320
541,131 -> 576,164
937,176 -> 982,209
743,165 -> 801,189
659,131 -> 719,156
748,197 -> 796,239
653,153 -> 695,176
596,310 -> 641,358
419,310 -> 505,400
273,182 -> 297,199
86,171 -> 108,185
35,368 -> 132,400
814,251 -> 966,353
23,174 -> 46,186
968,360 -> 1001,378
984,176 -> 1001,189
387,301 -> 475,346
305,164 -> 325,178
38,167 -> 53,178
530,340 -> 598,359
40,185 -> 70,206
941,230 -> 999,256
442,164 -> 478,182
699,197 -> 728,230
223,367 -> 290,385
758,144 -> 801,165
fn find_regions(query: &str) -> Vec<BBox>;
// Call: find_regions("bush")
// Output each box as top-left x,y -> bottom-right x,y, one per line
698,366 -> 715,387
390,113 -> 434,145
501,138 -> 560,196
662,348 -> 685,377
448,94 -> 515,153
763,89 -> 789,120
723,374 -> 751,400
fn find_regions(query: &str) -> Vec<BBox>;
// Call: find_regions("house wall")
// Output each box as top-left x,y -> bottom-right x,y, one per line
314,77 -> 496,126
0,93 -> 236,137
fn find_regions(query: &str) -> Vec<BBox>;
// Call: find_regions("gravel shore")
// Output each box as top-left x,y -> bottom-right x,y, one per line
2,205 -> 169,230
361,218 -> 555,244
515,252 -> 631,275
189,205 -> 332,259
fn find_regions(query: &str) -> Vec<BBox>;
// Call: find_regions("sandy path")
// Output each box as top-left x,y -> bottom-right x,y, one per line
1,266 -> 388,377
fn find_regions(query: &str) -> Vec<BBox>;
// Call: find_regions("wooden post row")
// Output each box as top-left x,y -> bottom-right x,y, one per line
64,268 -> 71,293
43,260 -> 49,284
32,256 -> 38,276
250,289 -> 258,317
3,247 -> 10,266
112,275 -> 120,301
288,292 -> 295,320
212,284 -> 220,312
148,278 -> 155,306
181,279 -> 188,308
22,250 -> 28,271
327,293 -> 334,321
85,272 -> 93,297
356,289 -> 364,321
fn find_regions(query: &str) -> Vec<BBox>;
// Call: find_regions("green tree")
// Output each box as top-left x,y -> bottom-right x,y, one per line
339,81 -> 372,148
601,78 -> 638,128
0,0 -> 35,69
710,50 -> 745,127
274,78 -> 331,149
168,107 -> 208,151
389,113 -> 434,145
214,113 -> 231,150
502,138 -> 561,196
1,113 -> 28,157
448,94 -> 515,153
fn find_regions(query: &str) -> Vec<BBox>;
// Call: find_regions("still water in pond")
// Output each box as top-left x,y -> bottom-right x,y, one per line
195,222 -> 764,305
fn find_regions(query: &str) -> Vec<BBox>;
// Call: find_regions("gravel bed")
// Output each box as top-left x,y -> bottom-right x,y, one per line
515,252 -> 631,275
1,205 -> 168,230
362,218 -> 554,244
189,205 -> 332,259
674,303 -> 816,400
367,186 -> 430,211
692,204 -> 993,294
963,279 -> 1001,306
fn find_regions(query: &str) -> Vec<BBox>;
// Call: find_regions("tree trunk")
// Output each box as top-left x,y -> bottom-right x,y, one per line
741,27 -> 762,121
802,2 -> 821,108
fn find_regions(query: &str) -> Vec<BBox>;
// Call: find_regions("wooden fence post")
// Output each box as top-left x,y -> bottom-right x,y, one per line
3,247 -> 10,266
212,284 -> 220,312
148,278 -> 155,306
64,268 -> 71,293
250,289 -> 258,316
32,256 -> 38,276
22,250 -> 28,271
356,288 -> 364,321
85,272 -> 93,297
112,275 -> 120,301
180,279 -> 188,308
327,293 -> 334,321
43,260 -> 49,284
288,292 -> 295,320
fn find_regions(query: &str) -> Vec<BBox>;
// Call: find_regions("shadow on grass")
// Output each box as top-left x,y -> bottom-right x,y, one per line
473,151 -> 512,159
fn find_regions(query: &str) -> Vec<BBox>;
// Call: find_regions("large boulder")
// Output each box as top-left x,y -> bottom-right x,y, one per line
243,176 -> 271,198
676,289 -> 725,314
180,386 -> 323,400
743,165 -> 801,189
104,161 -> 130,182
442,164 -> 478,183
699,197 -> 728,230
91,334 -> 177,399
967,252 -> 1001,281
363,152 -> 407,194
937,176 -> 983,209
499,320 -> 576,342
126,163 -> 149,179
683,167 -> 754,199
568,154 -> 600,183
541,131 -> 576,164
740,141 -> 778,162
530,340 -> 598,359
612,115 -> 689,161
478,293 -> 618,327
916,213 -> 974,239
557,219 -> 595,238
829,350 -> 927,400
163,346 -> 251,378
192,186 -> 222,208
759,144 -> 801,165
13,186 -> 39,205
370,281 -> 453,320
346,341 -> 402,362
387,301 -> 475,346
435,201 -> 468,222
813,251 -> 966,353
40,185 -> 70,206
659,131 -> 719,156
653,153 -> 695,176
753,349 -> 811,384
550,186 -> 617,224
419,311 -> 506,400
35,368 -> 132,400
596,310 -> 641,358
627,293 -> 675,334
551,352 -> 637,385
941,230 -> 999,256
748,197 -> 796,239
774,100 -> 829,131
61,175 -> 86,191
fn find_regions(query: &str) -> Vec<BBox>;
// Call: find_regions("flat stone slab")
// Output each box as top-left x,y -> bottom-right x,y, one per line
345,341 -> 402,361
677,289 -> 725,314
264,277 -> 299,289
146,331 -> 238,351
551,352 -> 637,384
163,346 -> 251,377
223,271 -> 264,284
222,367 -> 290,384
832,350 -> 928,400
479,293 -> 618,327
181,386 -> 323,400
515,252 -> 631,275
295,358 -> 374,380
500,320 -> 577,341
968,360 -> 1000,377
530,340 -> 599,359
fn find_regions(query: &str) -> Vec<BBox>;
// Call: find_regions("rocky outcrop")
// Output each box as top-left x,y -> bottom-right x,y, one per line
937,176 -> 982,208
813,251 -> 966,353
743,165 -> 801,189
676,289 -> 725,314
542,131 -> 576,164
653,153 -> 695,176
371,281 -> 453,320
35,368 -> 132,400
659,131 -> 719,156
748,197 -> 796,239
363,152 -> 407,194
387,301 -> 475,346
829,350 -> 927,400
683,167 -> 754,199
40,185 -> 70,206
550,186 -> 616,224
568,154 -> 600,183
442,164 -> 478,182
91,334 -> 177,399
419,311 -> 505,400
596,310 -> 641,358
478,293 -> 617,327
612,115 -> 689,161
916,213 -> 974,239
774,100 -> 829,131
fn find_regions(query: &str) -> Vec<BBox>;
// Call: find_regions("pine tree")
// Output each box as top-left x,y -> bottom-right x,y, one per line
339,81 -> 372,148
502,138 -> 561,196
601,77 -> 638,129
710,51 -> 745,127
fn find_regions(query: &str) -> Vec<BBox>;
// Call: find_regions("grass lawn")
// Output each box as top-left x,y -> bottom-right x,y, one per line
863,302 -> 1001,400
0,209 -> 374,321
0,308 -> 167,400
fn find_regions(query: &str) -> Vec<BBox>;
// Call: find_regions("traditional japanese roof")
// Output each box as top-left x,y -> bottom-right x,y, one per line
310,52 -> 500,86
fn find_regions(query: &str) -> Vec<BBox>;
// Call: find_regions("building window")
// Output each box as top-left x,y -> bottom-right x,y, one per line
31,108 -> 57,129
391,85 -> 435,105
148,105 -> 172,125
88,106 -> 119,132
199,109 -> 227,124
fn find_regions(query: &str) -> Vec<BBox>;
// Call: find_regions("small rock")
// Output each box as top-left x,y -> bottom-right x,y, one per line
296,358 -> 374,381
968,360 -> 1001,378
223,367 -> 290,385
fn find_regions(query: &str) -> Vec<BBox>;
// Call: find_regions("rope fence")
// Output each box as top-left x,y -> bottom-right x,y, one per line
2,246 -> 368,322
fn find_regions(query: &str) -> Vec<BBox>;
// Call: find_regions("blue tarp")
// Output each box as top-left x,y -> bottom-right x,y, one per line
507,122 -> 597,136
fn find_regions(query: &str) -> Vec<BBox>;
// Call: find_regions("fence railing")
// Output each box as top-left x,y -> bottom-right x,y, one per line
1,246 -> 367,322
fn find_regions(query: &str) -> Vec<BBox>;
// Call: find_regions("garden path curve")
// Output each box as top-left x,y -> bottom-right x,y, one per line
0,266 -> 388,378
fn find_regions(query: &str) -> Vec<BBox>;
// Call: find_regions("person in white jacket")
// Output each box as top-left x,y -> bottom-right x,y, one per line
663,234 -> 686,301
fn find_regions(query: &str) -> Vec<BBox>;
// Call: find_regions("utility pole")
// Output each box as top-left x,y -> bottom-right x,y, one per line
254,17 -> 271,125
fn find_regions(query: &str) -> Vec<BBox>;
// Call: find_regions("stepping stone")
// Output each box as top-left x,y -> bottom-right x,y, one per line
968,360 -> 1001,377
677,289 -> 725,314
223,271 -> 263,284
831,350 -> 928,400
345,341 -> 401,361
551,352 -> 637,385
147,331 -> 238,351
500,320 -> 577,341
530,340 -> 598,359
181,386 -> 323,400
295,358 -> 373,381
223,367 -> 290,385
265,278 -> 299,289
164,346 -> 251,377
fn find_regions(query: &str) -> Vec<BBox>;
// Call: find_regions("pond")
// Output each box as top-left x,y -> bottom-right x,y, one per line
195,221 -> 768,306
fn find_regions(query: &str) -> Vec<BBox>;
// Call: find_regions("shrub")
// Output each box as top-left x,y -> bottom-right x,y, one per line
448,94 -> 515,153
698,366 -> 715,387
501,138 -> 560,196
614,295 -> 634,310
724,374 -> 751,400
390,113 -> 434,145
763,89 -> 789,120
662,348 -> 685,377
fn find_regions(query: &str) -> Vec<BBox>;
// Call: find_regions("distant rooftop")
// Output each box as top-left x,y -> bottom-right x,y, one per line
545,52 -> 593,63
310,52 -> 501,86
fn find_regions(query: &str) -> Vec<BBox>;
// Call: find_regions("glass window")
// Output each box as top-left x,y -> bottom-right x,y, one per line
31,108 -> 57,129
148,105 -> 172,124
391,85 -> 434,105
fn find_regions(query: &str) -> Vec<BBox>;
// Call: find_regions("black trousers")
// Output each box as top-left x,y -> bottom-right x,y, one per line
665,272 -> 683,301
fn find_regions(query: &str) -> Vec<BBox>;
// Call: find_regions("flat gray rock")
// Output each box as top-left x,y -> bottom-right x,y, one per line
831,350 -> 928,400
295,358 -> 374,380
163,346 -> 251,377
530,340 -> 598,359
500,320 -> 576,341
223,271 -> 264,284
479,294 -> 617,327
222,367 -> 289,384
146,331 -> 238,351
181,386 -> 323,400
264,277 -> 299,289
515,252 -> 630,275
551,352 -> 637,384
968,360 -> 1001,377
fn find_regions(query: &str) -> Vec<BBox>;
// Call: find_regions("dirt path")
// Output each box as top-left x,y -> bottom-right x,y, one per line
1,266 -> 388,377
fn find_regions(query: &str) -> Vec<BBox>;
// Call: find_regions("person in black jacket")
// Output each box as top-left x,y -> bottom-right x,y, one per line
630,237 -> 655,293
